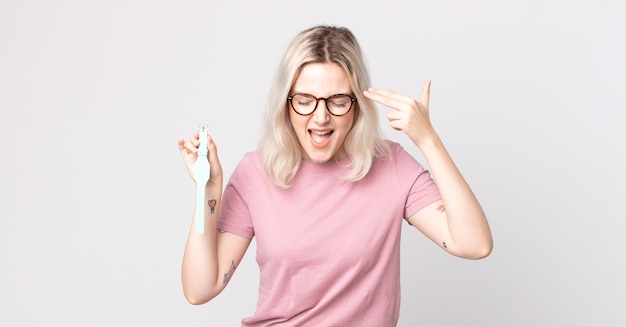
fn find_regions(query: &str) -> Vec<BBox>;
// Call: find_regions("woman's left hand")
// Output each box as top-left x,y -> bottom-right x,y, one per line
363,80 -> 436,148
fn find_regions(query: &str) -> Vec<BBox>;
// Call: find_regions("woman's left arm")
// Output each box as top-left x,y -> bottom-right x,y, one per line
364,81 -> 493,259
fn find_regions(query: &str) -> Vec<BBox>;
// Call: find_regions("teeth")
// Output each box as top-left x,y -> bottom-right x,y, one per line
310,130 -> 331,135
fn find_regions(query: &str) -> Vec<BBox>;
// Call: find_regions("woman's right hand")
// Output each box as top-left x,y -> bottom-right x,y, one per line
179,132 -> 249,304
177,132 -> 223,188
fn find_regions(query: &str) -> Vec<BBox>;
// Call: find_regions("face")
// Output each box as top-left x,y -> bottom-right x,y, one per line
289,62 -> 355,163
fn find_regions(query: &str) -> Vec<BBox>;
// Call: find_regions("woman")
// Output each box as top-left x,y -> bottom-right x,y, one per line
178,25 -> 492,326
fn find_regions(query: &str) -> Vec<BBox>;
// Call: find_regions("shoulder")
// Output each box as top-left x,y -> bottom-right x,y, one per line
230,150 -> 263,169
378,140 -> 426,172
240,150 -> 262,166
384,140 -> 401,152
367,140 -> 410,176
380,140 -> 410,161
230,151 -> 263,181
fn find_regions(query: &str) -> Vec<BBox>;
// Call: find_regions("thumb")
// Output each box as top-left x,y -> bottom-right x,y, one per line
206,135 -> 222,175
420,80 -> 431,107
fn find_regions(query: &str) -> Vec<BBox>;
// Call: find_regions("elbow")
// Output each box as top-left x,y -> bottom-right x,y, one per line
461,227 -> 494,260
470,243 -> 493,260
185,295 -> 209,306
183,288 -> 218,305
465,239 -> 493,260
451,238 -> 493,260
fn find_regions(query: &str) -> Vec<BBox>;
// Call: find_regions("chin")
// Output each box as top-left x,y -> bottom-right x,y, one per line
303,148 -> 336,163
305,154 -> 333,164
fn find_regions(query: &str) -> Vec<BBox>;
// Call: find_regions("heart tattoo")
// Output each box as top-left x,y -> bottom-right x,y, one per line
208,199 -> 217,214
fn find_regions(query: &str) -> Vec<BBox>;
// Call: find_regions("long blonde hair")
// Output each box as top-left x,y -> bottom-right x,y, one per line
259,25 -> 390,188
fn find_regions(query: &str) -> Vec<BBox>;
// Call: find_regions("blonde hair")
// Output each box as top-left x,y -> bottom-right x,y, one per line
259,25 -> 390,188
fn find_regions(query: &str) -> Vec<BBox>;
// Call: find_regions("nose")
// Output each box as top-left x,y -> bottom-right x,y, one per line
312,99 -> 330,123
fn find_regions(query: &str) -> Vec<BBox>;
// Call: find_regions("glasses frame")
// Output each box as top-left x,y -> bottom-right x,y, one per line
287,93 -> 357,117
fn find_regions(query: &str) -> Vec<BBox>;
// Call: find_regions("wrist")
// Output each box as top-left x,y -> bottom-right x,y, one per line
413,132 -> 442,153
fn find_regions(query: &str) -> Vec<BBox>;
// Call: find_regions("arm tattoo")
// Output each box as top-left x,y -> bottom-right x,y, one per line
437,204 -> 446,213
442,241 -> 448,249
223,260 -> 236,284
208,199 -> 217,214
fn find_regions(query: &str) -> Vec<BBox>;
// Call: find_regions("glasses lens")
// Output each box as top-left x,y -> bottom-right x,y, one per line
327,95 -> 354,116
291,94 -> 317,115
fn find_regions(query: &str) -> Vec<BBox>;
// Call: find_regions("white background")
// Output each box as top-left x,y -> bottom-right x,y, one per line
1,0 -> 624,326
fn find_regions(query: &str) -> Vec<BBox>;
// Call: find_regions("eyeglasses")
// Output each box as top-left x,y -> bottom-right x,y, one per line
287,93 -> 356,116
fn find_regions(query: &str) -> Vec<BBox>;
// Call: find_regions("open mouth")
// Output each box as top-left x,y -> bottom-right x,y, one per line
308,129 -> 333,148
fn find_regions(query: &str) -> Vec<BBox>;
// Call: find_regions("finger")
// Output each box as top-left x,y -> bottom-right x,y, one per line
363,88 -> 414,111
387,118 -> 405,131
206,135 -> 220,163
386,110 -> 408,121
420,80 -> 431,107
184,138 -> 198,154
206,135 -> 223,181
386,111 -> 412,129
366,88 -> 415,103
178,138 -> 195,154
365,88 -> 415,103
190,132 -> 200,148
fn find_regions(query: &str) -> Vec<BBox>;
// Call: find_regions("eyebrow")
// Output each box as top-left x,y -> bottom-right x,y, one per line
290,90 -> 355,97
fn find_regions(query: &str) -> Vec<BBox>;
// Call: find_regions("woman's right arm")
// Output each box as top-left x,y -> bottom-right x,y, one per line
178,133 -> 252,305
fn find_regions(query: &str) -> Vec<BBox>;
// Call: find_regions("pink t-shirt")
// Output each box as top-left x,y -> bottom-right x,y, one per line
218,141 -> 441,326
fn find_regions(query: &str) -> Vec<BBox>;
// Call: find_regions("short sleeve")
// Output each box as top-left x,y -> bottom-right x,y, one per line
217,154 -> 255,239
391,142 -> 441,218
